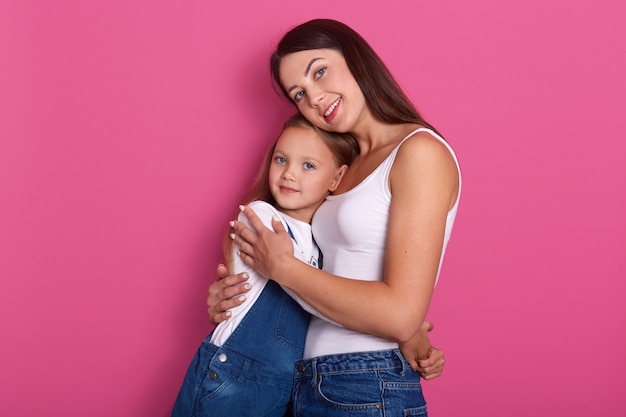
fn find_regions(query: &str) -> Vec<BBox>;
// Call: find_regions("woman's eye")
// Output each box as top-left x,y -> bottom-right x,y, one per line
303,162 -> 315,170
275,156 -> 286,164
294,91 -> 305,101
314,67 -> 326,79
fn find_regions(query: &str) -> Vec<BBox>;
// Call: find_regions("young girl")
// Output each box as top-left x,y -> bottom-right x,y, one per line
171,114 -> 357,417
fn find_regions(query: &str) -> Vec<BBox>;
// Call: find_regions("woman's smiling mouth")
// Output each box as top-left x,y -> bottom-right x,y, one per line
324,97 -> 342,119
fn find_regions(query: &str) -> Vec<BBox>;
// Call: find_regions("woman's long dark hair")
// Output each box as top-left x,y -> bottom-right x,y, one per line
270,19 -> 439,134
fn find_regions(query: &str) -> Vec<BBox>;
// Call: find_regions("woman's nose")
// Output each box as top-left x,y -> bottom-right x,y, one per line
307,87 -> 324,107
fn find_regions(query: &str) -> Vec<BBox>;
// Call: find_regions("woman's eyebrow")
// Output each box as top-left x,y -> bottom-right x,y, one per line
304,57 -> 323,77
286,57 -> 323,94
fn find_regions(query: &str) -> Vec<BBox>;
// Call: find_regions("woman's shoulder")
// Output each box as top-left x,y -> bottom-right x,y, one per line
396,127 -> 457,165
389,132 -> 461,212
392,128 -> 460,192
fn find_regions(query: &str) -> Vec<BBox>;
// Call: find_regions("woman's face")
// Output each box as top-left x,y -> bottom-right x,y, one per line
279,49 -> 369,134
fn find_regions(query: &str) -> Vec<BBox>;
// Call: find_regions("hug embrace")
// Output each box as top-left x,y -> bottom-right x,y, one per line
173,18 -> 461,417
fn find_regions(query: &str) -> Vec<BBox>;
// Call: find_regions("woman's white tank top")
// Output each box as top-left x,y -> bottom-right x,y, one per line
306,128 -> 461,358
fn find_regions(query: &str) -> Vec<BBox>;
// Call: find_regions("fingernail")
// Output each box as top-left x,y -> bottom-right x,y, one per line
224,311 -> 231,317
229,221 -> 235,227
230,233 -> 235,240
242,272 -> 249,278
243,283 -> 251,290
272,215 -> 281,222
238,295 -> 246,302
239,205 -> 245,212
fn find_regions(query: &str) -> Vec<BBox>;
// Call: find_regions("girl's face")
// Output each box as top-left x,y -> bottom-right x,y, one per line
269,126 -> 347,223
279,49 -> 369,134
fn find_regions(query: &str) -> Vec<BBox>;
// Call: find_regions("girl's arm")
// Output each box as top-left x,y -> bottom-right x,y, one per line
233,132 -> 460,343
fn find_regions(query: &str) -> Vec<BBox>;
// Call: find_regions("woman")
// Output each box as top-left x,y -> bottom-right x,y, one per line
212,19 -> 460,416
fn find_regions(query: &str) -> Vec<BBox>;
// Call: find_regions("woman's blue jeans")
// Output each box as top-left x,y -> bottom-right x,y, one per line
291,349 -> 428,417
171,280 -> 310,417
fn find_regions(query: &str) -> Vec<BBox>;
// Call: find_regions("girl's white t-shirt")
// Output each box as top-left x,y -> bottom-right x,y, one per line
210,200 -> 326,346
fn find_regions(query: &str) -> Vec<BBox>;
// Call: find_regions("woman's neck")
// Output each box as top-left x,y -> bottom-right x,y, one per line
351,122 -> 420,156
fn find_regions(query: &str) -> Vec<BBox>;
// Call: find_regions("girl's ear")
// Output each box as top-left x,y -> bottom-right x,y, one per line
328,164 -> 348,192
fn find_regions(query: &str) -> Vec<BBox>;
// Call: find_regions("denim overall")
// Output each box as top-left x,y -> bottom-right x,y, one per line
171,279 -> 310,417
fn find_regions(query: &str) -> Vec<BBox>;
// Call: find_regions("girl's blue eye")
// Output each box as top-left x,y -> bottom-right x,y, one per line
304,162 -> 315,170
294,91 -> 305,101
275,156 -> 286,164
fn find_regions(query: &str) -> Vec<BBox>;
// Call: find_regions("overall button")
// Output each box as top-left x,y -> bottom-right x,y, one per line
296,364 -> 305,372
209,371 -> 217,380
218,353 -> 228,362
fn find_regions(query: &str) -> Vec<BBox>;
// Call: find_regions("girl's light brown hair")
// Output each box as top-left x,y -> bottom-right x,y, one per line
222,114 -> 358,272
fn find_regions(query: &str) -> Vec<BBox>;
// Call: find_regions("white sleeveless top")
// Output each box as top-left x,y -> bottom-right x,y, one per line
306,128 -> 462,358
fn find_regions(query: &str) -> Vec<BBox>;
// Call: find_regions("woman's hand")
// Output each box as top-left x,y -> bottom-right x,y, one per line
398,320 -> 445,380
231,205 -> 294,280
206,263 -> 251,325
416,347 -> 445,380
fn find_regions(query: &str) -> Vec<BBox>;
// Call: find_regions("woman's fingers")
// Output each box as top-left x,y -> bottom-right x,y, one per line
231,230 -> 254,258
233,222 -> 257,247
422,320 -> 434,333
239,205 -> 267,235
208,287 -> 248,324
416,348 -> 445,380
215,263 -> 229,281
207,265 -> 251,325
231,206 -> 265,245
230,217 -> 258,259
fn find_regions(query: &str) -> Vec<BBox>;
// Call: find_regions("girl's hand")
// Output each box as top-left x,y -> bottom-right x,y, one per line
231,205 -> 294,279
206,263 -> 251,325
398,320 -> 445,380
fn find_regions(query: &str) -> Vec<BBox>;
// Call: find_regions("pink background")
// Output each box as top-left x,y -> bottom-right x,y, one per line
1,0 -> 625,415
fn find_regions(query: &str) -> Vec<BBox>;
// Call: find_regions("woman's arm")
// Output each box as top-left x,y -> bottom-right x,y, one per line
399,321 -> 446,376
206,265 -> 446,375
233,133 -> 459,342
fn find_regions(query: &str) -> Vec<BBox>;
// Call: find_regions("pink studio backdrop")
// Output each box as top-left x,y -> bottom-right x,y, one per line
1,0 -> 625,415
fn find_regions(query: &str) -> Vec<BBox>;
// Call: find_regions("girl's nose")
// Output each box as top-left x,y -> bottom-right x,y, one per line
281,167 -> 295,181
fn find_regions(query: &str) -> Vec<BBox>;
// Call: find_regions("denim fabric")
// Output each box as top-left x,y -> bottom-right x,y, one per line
291,349 -> 427,417
171,280 -> 310,417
